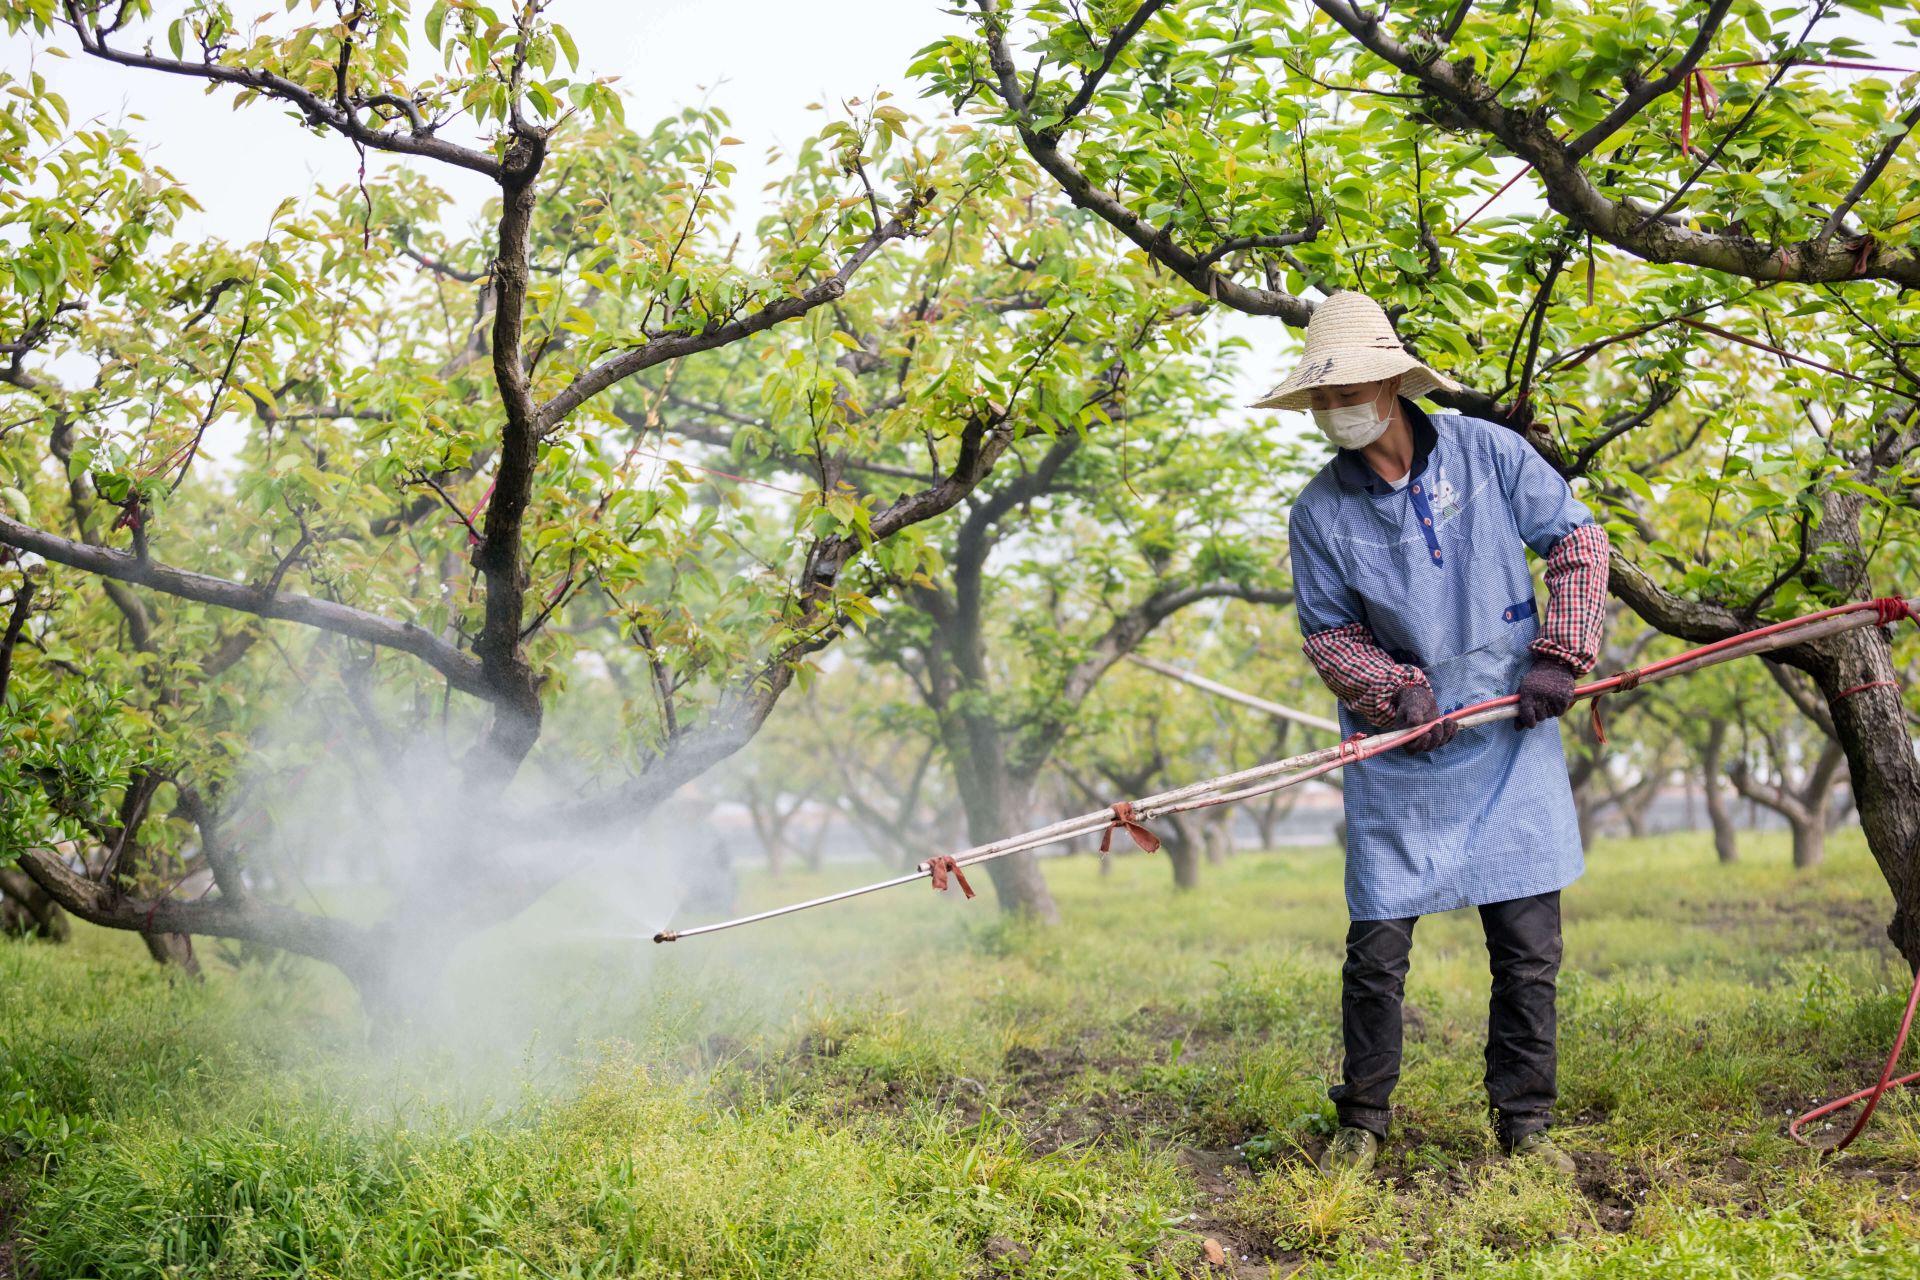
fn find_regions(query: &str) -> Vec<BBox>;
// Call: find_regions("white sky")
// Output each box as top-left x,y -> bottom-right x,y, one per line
2,3 -> 1909,448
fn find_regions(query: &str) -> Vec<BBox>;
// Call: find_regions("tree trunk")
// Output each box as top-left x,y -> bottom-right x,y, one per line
1201,808 -> 1231,864
1805,627 -> 1920,963
1790,816 -> 1825,870
1620,792 -> 1649,839
1164,814 -> 1202,889
1701,720 -> 1740,864
1728,722 -> 1851,875
1614,765 -> 1664,839
1253,793 -> 1281,850
956,752 -> 1059,923
0,864 -> 70,941
1168,837 -> 1201,889
801,808 -> 829,872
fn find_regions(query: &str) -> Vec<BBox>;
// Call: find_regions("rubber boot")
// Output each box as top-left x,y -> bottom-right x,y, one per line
1317,1126 -> 1380,1177
1508,1130 -> 1576,1175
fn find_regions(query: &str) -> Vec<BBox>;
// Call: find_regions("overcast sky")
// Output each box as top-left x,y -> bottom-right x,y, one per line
2,3 -> 1909,441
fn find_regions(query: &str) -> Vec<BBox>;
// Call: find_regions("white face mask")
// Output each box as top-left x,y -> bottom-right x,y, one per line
1310,389 -> 1394,450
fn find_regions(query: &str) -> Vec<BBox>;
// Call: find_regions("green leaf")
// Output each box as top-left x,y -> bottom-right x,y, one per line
1616,470 -> 1655,503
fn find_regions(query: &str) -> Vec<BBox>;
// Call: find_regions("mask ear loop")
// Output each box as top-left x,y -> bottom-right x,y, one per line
1370,376 -> 1403,447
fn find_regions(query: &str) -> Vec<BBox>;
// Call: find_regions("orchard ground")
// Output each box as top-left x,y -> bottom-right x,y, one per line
4,830 -> 1920,1278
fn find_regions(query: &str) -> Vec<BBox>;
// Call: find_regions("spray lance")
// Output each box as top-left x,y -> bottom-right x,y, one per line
654,597 -> 1920,1153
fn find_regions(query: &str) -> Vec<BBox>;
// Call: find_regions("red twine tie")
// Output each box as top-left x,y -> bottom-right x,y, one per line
927,855 -> 974,899
1589,667 -> 1642,746
1680,73 -> 1695,158
1871,597 -> 1915,628
1836,679 -> 1899,702
1099,802 -> 1162,854
1853,234 -> 1876,277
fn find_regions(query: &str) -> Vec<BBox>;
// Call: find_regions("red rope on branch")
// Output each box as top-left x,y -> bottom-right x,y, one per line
1673,318 -> 1909,396
1835,679 -> 1899,702
1454,164 -> 1535,233
1680,73 -> 1696,158
1704,58 -> 1919,75
461,479 -> 495,547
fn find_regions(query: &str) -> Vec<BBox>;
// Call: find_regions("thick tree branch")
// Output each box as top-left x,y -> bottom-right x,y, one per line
1564,0 -> 1738,160
537,206 -> 922,430
1567,380 -> 1681,474
12,844 -> 365,961
60,4 -> 501,178
173,785 -> 248,904
0,513 -> 489,698
1046,0 -> 1176,135
1606,548 -> 1746,645
0,576 -> 34,703
974,1 -> 1313,322
1307,0 -> 1920,287
1817,97 -> 1920,250
1056,579 -> 1294,714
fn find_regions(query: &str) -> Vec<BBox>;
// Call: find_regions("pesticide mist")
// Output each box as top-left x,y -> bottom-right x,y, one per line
214,692 -> 961,1107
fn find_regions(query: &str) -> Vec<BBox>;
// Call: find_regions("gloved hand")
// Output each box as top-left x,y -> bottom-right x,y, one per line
1514,655 -> 1578,730
1391,683 -> 1457,754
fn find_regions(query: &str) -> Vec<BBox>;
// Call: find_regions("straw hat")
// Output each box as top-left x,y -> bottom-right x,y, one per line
1251,291 -> 1461,410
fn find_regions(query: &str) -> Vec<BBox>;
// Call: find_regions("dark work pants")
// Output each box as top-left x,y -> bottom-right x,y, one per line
1328,890 -> 1563,1149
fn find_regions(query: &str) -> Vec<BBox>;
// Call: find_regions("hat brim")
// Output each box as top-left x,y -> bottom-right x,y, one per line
1250,349 -> 1462,411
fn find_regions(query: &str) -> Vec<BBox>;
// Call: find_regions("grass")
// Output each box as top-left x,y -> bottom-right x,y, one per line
5,829 -> 1920,1277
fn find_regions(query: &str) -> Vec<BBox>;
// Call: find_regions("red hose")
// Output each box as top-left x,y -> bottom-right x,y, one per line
1789,969 -> 1920,1152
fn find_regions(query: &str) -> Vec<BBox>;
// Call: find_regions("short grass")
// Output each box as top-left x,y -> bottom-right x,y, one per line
5,829 -> 1920,1277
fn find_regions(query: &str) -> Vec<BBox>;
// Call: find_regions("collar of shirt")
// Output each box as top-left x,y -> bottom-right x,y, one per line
1330,397 -> 1438,495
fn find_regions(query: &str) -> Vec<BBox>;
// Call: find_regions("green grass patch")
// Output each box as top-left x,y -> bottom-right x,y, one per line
5,829 -> 1920,1276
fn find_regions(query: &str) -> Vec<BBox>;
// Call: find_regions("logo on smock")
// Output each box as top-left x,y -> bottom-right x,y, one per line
1429,471 -> 1462,524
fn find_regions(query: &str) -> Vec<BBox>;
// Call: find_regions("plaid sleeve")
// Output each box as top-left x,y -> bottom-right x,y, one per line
1302,622 -> 1429,729
1530,522 -> 1609,673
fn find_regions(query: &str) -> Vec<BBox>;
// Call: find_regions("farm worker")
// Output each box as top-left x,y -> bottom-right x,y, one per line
1260,291 -> 1610,1178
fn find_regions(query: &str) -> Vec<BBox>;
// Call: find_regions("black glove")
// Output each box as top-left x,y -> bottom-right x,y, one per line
1391,683 -> 1457,754
1514,655 -> 1578,730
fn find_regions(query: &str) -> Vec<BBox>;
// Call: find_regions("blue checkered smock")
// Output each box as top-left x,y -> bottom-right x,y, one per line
1289,407 -> 1594,920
